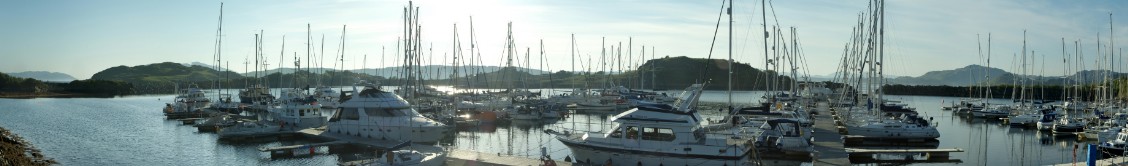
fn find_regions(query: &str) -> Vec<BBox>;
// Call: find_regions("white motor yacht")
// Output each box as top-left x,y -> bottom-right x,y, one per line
176,86 -> 211,109
270,88 -> 326,129
328,84 -> 450,143
553,84 -> 753,166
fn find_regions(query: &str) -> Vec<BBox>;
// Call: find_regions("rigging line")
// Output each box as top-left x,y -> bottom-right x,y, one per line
699,0 -> 728,84
735,0 -> 760,66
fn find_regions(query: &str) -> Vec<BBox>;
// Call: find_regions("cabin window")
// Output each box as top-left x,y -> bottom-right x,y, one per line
609,126 -> 623,138
625,126 -> 639,139
390,108 -> 410,117
642,127 -> 676,141
329,108 -> 343,122
367,108 -> 396,117
342,107 -> 360,120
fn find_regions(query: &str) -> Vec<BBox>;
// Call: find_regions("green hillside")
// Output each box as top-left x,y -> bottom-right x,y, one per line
431,56 -> 796,91
90,62 -> 243,93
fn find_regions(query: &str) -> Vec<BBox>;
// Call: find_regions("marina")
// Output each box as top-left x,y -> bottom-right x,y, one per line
0,89 -> 1116,165
3,0 -> 1128,165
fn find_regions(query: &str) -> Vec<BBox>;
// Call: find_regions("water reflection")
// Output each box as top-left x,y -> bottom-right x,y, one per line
0,90 -> 1107,165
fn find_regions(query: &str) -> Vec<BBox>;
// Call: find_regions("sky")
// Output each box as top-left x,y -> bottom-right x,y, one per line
1,0 -> 1126,79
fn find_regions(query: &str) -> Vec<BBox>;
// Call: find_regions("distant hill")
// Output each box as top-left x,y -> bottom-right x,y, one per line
889,65 -> 1009,86
887,64 -> 1128,86
351,65 -> 550,80
638,56 -> 792,90
90,62 -> 247,93
241,67 -> 337,78
91,62 -> 243,83
184,62 -> 232,72
427,56 -> 795,90
241,65 -> 551,80
7,71 -> 76,82
805,71 -> 899,82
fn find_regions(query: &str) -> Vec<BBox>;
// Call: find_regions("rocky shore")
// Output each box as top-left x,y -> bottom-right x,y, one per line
0,127 -> 55,166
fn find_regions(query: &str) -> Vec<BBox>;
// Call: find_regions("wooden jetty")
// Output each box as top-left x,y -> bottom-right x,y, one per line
845,148 -> 963,164
445,149 -> 570,166
248,128 -> 569,165
1053,156 -> 1128,166
259,140 -> 349,158
816,101 -> 965,165
164,111 -> 205,119
811,102 -> 851,165
178,118 -> 203,125
841,135 -> 940,147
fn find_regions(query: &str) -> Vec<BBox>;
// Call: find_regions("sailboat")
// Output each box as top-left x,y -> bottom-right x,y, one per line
268,24 -> 326,129
840,0 -> 940,140
206,3 -> 242,114
312,26 -> 348,109
239,32 -> 276,111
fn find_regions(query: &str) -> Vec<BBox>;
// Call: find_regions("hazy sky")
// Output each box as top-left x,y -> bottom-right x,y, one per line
1,0 -> 1126,79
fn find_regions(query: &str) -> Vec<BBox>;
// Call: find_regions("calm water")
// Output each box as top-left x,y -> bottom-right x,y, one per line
0,89 -> 1092,165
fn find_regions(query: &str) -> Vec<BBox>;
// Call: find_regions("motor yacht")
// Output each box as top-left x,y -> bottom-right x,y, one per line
553,84 -> 754,166
327,83 -> 450,143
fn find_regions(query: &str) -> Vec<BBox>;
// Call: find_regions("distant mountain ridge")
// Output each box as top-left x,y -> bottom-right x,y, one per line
7,71 -> 76,82
184,62 -> 231,72
888,64 -> 1127,86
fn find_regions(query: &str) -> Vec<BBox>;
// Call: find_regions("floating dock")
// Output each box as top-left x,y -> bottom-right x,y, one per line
845,148 -> 963,164
446,149 -> 570,166
248,128 -> 570,165
842,135 -> 940,147
811,102 -> 851,165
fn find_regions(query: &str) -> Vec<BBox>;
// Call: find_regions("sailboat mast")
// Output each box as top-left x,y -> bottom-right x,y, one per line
255,34 -> 260,80
279,35 -> 285,88
727,0 -> 733,107
307,24 -> 312,88
640,45 -> 645,88
214,2 -> 223,89
877,0 -> 884,102
762,0 -> 769,92
987,34 -> 992,103
339,25 -> 346,88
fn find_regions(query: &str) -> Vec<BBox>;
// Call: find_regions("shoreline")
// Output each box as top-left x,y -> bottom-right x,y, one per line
0,92 -> 115,99
0,126 -> 56,166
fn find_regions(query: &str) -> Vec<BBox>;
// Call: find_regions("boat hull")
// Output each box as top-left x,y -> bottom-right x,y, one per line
1098,146 -> 1126,159
846,126 -> 940,139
